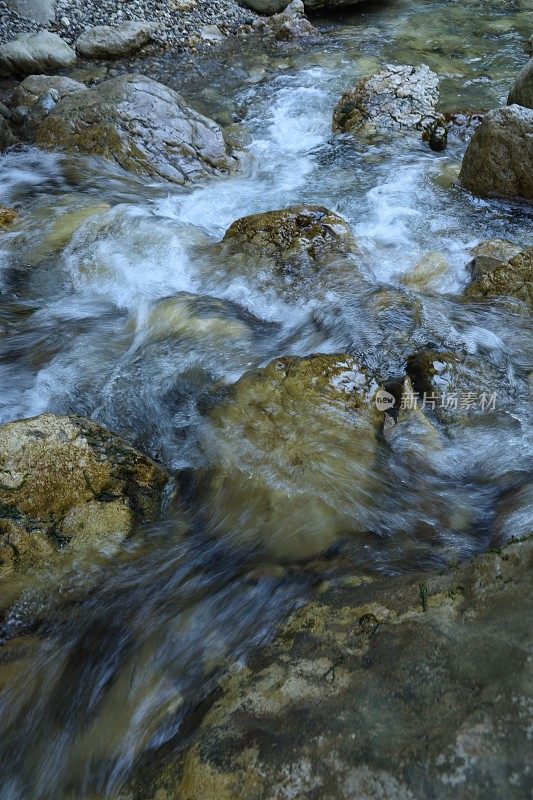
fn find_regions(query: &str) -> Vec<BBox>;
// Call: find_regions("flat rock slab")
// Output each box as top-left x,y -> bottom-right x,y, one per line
0,32 -> 76,77
75,21 -> 159,60
129,537 -> 533,800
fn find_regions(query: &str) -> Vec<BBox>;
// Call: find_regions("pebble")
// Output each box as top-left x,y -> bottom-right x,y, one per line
0,0 -> 258,50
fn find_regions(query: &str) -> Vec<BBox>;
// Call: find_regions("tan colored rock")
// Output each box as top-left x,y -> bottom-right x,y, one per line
400,251 -> 449,291
0,206 -> 18,228
459,105 -> 533,201
217,205 -> 357,300
129,536 -> 533,800
465,241 -> 532,309
0,413 -> 169,573
200,353 -> 382,561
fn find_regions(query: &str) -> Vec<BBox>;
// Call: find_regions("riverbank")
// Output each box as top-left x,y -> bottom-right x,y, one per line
0,0 -> 258,49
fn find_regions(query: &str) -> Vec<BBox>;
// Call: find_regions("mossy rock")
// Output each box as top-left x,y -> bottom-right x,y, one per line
214,205 -> 359,301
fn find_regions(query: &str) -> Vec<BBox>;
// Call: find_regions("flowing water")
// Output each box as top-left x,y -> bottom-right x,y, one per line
0,0 -> 532,796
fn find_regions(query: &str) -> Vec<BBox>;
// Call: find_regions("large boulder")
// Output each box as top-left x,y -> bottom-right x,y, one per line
129,537 -> 533,800
0,32 -> 76,78
507,57 -> 533,109
333,64 -> 441,135
75,21 -> 158,60
459,105 -> 533,201
214,205 -> 358,300
199,354 -> 383,561
464,240 -> 532,309
35,74 -> 239,185
6,0 -> 55,24
0,414 -> 169,576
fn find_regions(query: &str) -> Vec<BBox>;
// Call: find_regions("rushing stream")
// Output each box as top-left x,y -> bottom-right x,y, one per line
0,0 -> 532,796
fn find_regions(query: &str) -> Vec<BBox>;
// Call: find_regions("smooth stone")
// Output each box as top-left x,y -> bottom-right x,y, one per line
0,32 -> 76,78
75,21 -> 159,60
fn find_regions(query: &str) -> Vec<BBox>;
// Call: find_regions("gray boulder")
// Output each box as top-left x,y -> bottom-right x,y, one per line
459,104 -> 533,201
508,57 -> 533,109
6,0 -> 55,24
0,32 -> 76,78
9,74 -> 86,109
333,64 -> 441,134
35,73 -> 239,185
75,21 -> 159,60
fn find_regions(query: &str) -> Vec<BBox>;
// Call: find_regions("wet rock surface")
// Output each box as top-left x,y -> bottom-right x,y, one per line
508,57 -> 533,109
0,413 -> 169,576
215,205 -> 358,300
130,536 -> 533,800
35,73 -> 239,185
199,353 -> 382,561
333,64 -> 441,135
459,104 -> 533,201
464,240 -> 532,310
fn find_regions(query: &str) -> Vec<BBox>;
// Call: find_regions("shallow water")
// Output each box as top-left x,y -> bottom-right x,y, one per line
0,0 -> 532,796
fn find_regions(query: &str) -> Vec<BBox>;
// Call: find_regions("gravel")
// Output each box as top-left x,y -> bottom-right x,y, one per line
0,0 -> 259,50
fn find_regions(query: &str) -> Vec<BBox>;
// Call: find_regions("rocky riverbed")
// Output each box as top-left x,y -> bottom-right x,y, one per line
0,0 -> 531,797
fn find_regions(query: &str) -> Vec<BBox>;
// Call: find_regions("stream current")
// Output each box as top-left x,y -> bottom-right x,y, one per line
0,0 -> 532,796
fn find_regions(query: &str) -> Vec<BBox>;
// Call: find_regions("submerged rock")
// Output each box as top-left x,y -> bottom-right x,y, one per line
0,414 -> 169,576
459,104 -> 533,201
333,64 -> 441,135
508,57 -> 533,110
200,354 -> 382,561
215,205 -> 358,300
35,74 -> 239,186
464,241 -> 532,310
0,206 -> 18,228
0,32 -> 76,78
129,536 -> 533,800
75,22 -> 159,60
405,348 -> 513,422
